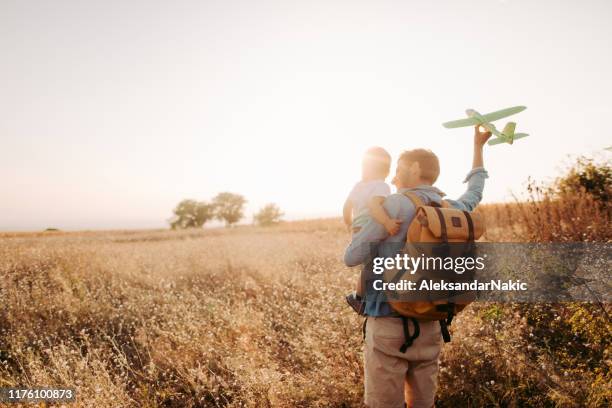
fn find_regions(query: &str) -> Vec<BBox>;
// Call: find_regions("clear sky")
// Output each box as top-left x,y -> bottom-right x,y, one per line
1,0 -> 611,231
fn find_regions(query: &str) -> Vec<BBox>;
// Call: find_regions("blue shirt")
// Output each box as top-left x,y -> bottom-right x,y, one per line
343,167 -> 489,317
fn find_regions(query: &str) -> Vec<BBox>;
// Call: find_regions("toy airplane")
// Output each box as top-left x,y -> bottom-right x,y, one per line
443,106 -> 529,145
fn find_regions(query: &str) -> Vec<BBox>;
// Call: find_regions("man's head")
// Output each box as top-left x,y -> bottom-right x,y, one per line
362,147 -> 391,181
394,149 -> 440,188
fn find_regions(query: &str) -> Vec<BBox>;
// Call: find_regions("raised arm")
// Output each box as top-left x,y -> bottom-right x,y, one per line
472,125 -> 490,169
447,126 -> 491,211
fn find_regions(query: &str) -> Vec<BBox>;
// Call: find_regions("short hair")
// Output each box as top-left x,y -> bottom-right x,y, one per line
398,149 -> 440,184
363,147 -> 392,179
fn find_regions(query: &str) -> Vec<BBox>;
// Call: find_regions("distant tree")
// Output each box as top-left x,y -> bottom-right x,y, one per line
212,192 -> 247,227
170,199 -> 215,229
253,203 -> 284,226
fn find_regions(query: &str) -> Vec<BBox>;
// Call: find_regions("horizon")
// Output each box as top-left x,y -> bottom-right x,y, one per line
2,0 -> 612,231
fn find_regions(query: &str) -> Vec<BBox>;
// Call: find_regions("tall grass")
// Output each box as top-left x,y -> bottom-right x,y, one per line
472,158 -> 611,407
480,181 -> 610,243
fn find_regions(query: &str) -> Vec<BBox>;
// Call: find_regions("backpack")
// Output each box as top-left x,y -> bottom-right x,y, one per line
382,191 -> 485,351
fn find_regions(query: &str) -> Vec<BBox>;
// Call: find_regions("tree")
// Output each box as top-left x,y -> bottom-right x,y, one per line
555,157 -> 611,203
212,192 -> 247,227
253,203 -> 284,226
169,199 -> 215,229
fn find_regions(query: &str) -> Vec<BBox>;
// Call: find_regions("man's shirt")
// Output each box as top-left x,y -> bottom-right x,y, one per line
343,167 -> 489,317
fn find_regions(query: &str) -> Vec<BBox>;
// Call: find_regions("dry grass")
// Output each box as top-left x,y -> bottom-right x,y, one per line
479,190 -> 610,243
1,223 -> 365,407
1,189 -> 610,406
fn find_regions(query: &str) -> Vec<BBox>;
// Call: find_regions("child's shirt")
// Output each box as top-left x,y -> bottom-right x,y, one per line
347,180 -> 391,228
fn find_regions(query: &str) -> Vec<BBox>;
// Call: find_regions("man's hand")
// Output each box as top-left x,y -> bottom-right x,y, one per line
384,219 -> 402,236
472,125 -> 491,169
474,125 -> 492,147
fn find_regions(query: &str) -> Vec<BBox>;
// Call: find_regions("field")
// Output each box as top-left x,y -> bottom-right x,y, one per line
1,165 -> 611,407
1,222 -> 367,407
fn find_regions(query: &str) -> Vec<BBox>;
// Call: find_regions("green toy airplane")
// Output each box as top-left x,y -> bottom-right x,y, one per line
443,106 -> 529,145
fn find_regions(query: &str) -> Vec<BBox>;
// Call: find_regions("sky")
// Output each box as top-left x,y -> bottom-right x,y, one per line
1,0 -> 611,231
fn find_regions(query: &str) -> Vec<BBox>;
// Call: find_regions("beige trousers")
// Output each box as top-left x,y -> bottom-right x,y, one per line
364,317 -> 442,408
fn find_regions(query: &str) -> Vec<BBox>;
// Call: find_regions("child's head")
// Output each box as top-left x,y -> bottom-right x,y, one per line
362,147 -> 391,181
395,148 -> 440,187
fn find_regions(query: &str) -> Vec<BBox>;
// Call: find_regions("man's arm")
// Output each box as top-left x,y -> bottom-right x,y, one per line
447,126 -> 491,211
344,195 -> 402,267
472,125 -> 490,168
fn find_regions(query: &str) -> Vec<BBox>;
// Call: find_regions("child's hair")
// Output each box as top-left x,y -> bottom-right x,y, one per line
362,147 -> 391,180
398,149 -> 440,184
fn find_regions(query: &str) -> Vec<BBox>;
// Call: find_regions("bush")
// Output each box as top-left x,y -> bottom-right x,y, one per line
473,156 -> 612,406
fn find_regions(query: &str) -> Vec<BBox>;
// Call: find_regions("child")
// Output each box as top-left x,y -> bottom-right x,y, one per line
343,147 -> 402,314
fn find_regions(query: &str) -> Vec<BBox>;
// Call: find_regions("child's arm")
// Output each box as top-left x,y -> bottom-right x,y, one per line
343,198 -> 353,229
344,196 -> 402,267
368,196 -> 402,235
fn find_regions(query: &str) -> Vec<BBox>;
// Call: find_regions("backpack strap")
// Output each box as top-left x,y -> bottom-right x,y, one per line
438,302 -> 455,343
404,191 -> 449,209
403,191 -> 425,208
432,207 -> 449,243
362,317 -> 368,341
462,210 -> 475,242
399,317 -> 420,352
439,319 -> 451,342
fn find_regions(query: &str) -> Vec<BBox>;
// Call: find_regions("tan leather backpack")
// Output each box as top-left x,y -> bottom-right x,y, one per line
382,191 -> 485,350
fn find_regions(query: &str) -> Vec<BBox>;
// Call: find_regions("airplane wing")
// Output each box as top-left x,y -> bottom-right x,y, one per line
487,137 -> 508,146
442,117 -> 480,128
487,133 -> 529,146
480,106 -> 526,122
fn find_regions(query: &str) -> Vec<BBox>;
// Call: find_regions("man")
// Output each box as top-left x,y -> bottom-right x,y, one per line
344,127 -> 492,408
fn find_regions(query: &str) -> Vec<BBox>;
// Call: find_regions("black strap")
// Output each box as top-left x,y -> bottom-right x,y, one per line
433,207 -> 448,243
439,319 -> 451,343
446,302 -> 455,325
462,211 -> 475,242
439,303 -> 455,343
399,317 -> 420,352
362,318 -> 367,341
